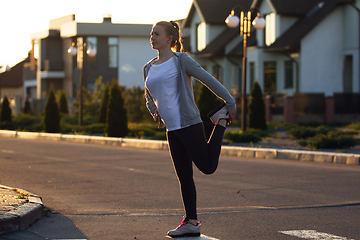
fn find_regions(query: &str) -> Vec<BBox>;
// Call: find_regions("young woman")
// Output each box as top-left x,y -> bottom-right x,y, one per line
143,21 -> 236,238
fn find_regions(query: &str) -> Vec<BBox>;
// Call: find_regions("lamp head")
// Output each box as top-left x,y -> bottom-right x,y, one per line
252,16 -> 266,30
225,10 -> 240,28
67,42 -> 77,56
87,48 -> 97,57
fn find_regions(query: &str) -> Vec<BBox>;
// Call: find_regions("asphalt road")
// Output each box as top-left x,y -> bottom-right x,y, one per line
0,136 -> 359,240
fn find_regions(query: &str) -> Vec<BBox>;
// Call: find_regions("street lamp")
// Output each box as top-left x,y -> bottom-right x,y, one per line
226,6 -> 265,131
68,38 -> 96,126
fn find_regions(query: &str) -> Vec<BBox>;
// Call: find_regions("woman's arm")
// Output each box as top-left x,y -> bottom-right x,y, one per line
181,54 -> 237,112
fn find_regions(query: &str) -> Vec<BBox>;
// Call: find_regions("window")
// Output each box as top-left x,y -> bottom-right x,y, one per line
264,61 -> 276,93
86,37 -> 97,66
212,65 -> 223,83
197,22 -> 206,51
265,13 -> 276,46
343,55 -> 353,93
108,37 -> 118,68
34,40 -> 39,59
284,61 -> 294,89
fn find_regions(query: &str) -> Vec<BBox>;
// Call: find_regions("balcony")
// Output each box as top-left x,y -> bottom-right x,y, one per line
40,59 -> 65,79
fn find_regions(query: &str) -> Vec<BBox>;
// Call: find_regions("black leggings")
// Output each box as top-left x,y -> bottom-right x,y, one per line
166,122 -> 226,220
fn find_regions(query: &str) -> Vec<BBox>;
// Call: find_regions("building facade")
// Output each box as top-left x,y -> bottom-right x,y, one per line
28,14 -> 156,100
183,0 -> 360,123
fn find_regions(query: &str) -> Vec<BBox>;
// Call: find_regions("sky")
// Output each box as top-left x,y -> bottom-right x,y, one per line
0,0 -> 193,70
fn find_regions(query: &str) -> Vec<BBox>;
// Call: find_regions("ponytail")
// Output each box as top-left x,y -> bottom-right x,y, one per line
154,21 -> 184,52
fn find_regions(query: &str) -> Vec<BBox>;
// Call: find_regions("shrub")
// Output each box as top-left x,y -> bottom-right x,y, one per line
0,95 -> 12,122
58,90 -> 69,115
105,81 -> 129,137
248,82 -> 267,130
152,132 -> 167,140
287,125 -> 331,139
61,123 -> 105,135
299,130 -> 357,150
224,130 -> 262,143
123,86 -> 151,123
23,95 -> 32,114
347,122 -> 360,130
128,125 -> 157,138
246,128 -> 271,138
98,83 -> 110,123
196,84 -> 223,139
44,85 -> 61,133
13,114 -> 42,131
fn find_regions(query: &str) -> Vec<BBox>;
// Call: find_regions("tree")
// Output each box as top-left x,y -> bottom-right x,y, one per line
105,81 -> 129,137
93,76 -> 105,101
0,95 -> 12,122
44,85 -> 61,133
23,95 -> 32,114
248,82 -> 267,130
72,76 -> 105,118
58,90 -> 69,115
123,86 -> 150,123
98,83 -> 110,123
196,84 -> 222,139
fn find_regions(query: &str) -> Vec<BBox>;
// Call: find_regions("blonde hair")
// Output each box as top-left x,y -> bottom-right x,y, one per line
154,21 -> 183,52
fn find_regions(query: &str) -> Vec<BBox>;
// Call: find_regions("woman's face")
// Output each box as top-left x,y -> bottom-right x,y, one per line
150,24 -> 171,50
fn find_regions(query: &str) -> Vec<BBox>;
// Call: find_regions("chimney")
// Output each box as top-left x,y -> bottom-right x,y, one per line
103,14 -> 112,23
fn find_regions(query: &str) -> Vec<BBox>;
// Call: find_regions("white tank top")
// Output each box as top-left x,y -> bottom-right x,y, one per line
145,57 -> 181,131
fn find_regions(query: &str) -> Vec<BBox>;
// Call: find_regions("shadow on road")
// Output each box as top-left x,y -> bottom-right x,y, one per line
0,211 -> 87,240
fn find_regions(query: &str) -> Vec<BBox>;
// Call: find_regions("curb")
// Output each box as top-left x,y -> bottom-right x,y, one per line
0,185 -> 44,235
0,130 -> 359,165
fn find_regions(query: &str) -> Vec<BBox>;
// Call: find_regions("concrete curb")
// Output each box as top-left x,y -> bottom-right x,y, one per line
0,130 -> 359,165
0,185 -> 44,235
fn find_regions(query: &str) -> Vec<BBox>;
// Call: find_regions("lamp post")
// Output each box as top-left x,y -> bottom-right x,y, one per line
68,38 -> 96,126
226,6 -> 265,131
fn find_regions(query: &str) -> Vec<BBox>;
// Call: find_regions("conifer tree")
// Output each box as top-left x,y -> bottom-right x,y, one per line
58,90 -> 69,115
44,85 -> 61,133
98,83 -> 110,123
248,82 -> 267,130
124,86 -> 145,123
23,95 -> 32,114
0,95 -> 12,122
196,85 -> 222,139
105,81 -> 128,137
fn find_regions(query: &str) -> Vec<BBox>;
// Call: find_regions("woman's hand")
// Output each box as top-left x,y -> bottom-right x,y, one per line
228,109 -> 236,122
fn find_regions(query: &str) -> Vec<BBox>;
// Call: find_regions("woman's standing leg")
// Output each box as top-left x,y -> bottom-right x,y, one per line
166,123 -> 226,237
167,130 -> 197,220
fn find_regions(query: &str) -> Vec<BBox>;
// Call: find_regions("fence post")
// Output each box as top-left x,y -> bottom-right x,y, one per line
325,97 -> 334,123
284,96 -> 294,124
265,95 -> 272,122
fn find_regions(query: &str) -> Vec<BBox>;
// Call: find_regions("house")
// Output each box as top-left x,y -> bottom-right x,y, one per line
183,0 -> 360,123
28,14 -> 157,100
0,56 -> 33,115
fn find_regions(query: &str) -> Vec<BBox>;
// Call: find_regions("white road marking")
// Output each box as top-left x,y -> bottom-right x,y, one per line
280,230 -> 354,240
166,235 -> 219,240
1,150 -> 14,153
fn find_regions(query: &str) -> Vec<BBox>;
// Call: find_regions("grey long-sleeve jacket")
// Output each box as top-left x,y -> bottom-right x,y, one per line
143,52 -> 236,128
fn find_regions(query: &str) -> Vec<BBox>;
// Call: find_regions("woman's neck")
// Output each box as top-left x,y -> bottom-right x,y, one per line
155,49 -> 174,64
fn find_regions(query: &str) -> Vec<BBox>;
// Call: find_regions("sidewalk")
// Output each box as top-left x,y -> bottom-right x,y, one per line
0,185 -> 44,235
0,129 -> 359,235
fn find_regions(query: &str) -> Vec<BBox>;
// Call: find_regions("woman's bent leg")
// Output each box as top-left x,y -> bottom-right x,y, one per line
176,123 -> 226,174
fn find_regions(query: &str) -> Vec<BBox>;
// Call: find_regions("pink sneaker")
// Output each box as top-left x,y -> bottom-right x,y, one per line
167,219 -> 201,238
207,103 -> 229,124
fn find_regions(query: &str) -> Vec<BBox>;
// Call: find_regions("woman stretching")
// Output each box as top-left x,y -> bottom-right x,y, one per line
143,21 -> 236,238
